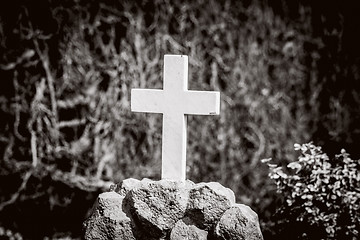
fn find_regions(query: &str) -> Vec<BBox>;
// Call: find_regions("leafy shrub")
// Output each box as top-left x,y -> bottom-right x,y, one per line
263,142 -> 360,239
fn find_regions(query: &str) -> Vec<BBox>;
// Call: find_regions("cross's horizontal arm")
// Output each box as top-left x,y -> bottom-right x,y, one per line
182,91 -> 220,115
131,89 -> 164,113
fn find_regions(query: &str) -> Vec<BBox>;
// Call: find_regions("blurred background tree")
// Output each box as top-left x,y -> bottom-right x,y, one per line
0,0 -> 359,239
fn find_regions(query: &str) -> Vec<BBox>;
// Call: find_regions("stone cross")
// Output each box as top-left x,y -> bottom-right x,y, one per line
131,55 -> 220,181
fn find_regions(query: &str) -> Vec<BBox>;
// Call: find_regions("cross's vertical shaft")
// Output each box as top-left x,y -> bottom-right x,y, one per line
161,55 -> 188,180
162,113 -> 187,180
163,55 -> 188,91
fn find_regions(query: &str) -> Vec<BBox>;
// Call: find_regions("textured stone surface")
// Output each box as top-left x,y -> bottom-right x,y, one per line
84,179 -> 263,240
170,218 -> 207,240
124,179 -> 194,239
115,178 -> 151,197
186,182 -> 235,230
83,192 -> 135,240
214,204 -> 264,240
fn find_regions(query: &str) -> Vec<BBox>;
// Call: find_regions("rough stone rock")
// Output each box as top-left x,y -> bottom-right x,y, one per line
84,179 -> 263,240
186,182 -> 236,230
124,179 -> 195,239
170,218 -> 208,240
83,192 -> 135,240
115,178 -> 150,196
214,204 -> 264,240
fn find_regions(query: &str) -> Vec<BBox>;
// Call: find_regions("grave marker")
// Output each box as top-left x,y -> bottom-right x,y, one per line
131,55 -> 220,181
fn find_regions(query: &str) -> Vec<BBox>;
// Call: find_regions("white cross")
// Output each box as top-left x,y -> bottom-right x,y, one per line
131,55 -> 220,181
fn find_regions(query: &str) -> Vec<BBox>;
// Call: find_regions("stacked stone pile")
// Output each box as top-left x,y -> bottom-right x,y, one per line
84,178 -> 263,240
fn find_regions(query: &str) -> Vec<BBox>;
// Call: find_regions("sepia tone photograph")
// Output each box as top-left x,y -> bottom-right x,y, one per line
0,0 -> 359,239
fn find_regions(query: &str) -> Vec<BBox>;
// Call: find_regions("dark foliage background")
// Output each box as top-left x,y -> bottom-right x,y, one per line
0,0 -> 359,239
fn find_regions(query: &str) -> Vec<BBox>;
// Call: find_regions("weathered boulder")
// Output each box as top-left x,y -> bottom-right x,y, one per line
214,204 -> 264,240
186,182 -> 236,230
170,218 -> 207,240
123,179 -> 194,239
84,178 -> 263,240
115,178 -> 152,197
83,192 -> 135,240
